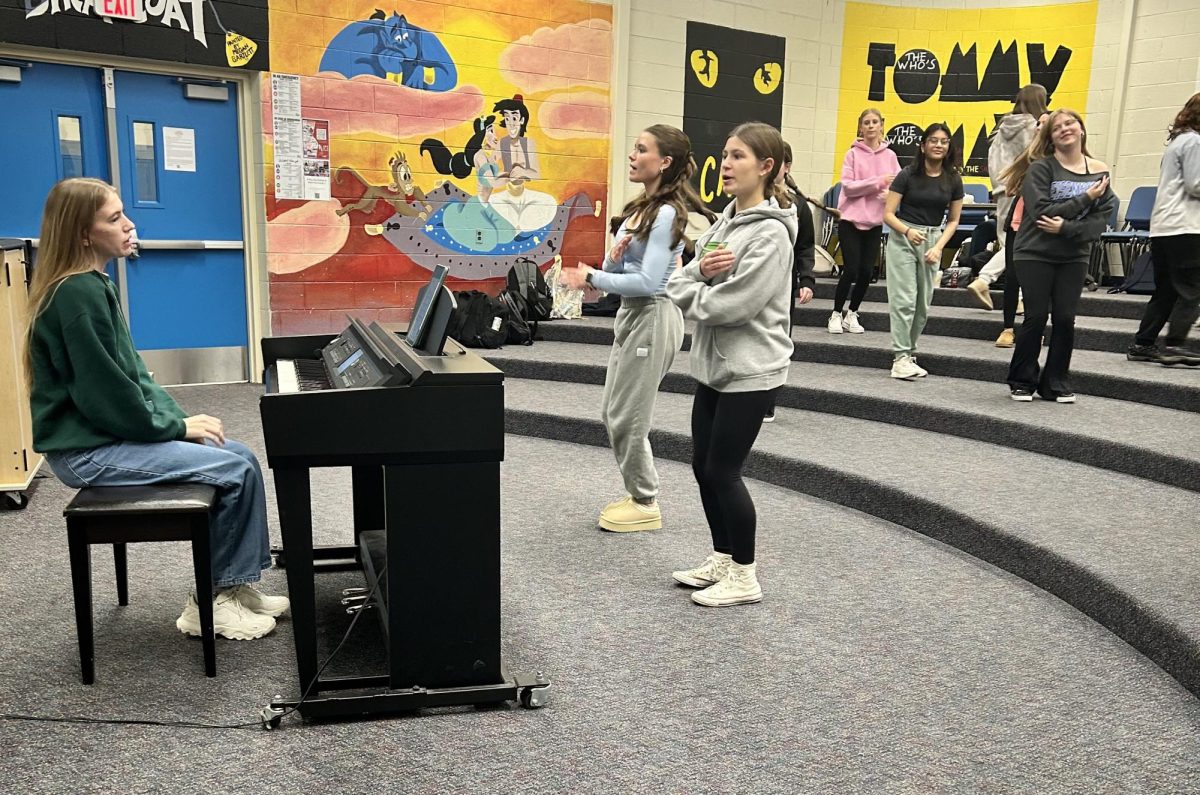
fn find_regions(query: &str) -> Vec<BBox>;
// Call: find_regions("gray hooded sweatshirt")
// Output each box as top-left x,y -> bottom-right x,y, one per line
988,113 -> 1038,195
667,197 -> 799,393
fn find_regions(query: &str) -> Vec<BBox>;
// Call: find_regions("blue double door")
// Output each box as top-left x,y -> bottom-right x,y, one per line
0,61 -> 248,383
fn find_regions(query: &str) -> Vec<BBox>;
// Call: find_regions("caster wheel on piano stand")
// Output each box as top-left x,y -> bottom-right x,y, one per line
518,683 -> 551,709
259,704 -> 286,730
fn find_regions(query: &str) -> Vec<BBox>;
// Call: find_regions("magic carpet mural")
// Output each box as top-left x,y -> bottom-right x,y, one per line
835,1 -> 1098,184
265,1 -> 612,335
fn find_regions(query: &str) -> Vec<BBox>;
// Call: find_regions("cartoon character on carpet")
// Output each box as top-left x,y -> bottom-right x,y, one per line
420,115 -> 517,252
334,151 -> 433,219
488,95 -> 558,233
319,10 -> 458,91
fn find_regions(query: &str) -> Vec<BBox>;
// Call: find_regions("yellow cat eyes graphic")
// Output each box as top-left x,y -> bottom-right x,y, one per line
754,63 -> 782,95
690,49 -> 719,88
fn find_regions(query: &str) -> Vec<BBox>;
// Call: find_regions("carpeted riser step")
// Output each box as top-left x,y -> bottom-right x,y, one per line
493,356 -> 1200,492
504,408 -> 1200,702
811,280 -> 1148,320
535,325 -> 1199,413
791,307 -> 1131,353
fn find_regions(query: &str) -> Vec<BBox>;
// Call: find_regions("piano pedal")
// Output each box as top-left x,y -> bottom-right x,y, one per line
341,587 -> 369,598
345,601 -> 376,615
341,594 -> 370,607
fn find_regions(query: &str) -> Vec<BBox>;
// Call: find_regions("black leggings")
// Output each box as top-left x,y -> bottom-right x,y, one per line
691,383 -> 778,565
835,221 -> 882,312
1001,229 -> 1022,328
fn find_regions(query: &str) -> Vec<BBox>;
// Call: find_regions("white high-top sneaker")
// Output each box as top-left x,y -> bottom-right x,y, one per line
692,561 -> 762,606
672,552 -> 732,588
890,354 -> 922,380
841,310 -> 865,333
826,311 -> 844,334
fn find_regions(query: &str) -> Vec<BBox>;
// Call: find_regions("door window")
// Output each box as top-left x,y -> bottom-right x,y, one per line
132,121 -> 159,203
56,115 -> 84,179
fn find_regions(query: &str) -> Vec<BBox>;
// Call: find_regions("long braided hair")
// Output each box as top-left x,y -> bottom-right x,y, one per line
610,124 -> 716,247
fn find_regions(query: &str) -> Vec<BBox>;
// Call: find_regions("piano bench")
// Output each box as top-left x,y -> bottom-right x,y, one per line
63,483 -> 219,684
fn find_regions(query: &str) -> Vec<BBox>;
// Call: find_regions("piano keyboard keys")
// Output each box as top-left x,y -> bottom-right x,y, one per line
276,358 -> 334,393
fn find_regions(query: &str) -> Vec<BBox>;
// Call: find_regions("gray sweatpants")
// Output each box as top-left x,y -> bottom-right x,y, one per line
600,295 -> 684,500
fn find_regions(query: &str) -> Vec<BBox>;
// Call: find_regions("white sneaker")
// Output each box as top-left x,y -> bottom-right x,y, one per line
176,590 -> 276,640
890,354 -> 922,380
841,310 -> 865,333
226,583 -> 290,617
826,311 -> 843,334
692,561 -> 762,606
910,356 -> 929,377
672,552 -> 732,588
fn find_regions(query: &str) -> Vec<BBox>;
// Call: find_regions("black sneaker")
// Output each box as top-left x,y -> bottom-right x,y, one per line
1010,388 -> 1034,402
1159,346 -> 1200,367
762,410 -> 776,423
1051,392 -> 1077,403
1127,343 -> 1161,362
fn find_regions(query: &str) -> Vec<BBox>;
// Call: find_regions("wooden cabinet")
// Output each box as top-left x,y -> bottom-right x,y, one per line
1,240 -> 42,507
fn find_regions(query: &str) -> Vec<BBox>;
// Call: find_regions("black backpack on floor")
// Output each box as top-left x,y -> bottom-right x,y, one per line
497,291 -> 534,345
504,258 -> 553,328
1109,249 -> 1156,295
448,290 -> 507,349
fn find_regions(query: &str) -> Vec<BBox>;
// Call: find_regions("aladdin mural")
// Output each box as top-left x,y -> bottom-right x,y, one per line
835,1 -> 1098,183
266,1 -> 611,335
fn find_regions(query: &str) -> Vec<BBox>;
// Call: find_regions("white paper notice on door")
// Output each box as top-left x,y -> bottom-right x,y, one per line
163,126 -> 197,172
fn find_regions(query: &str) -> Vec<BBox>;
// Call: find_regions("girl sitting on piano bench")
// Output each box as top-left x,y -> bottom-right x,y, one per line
24,178 -> 288,641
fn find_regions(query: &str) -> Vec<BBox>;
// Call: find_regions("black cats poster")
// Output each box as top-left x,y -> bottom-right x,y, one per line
683,22 -> 786,213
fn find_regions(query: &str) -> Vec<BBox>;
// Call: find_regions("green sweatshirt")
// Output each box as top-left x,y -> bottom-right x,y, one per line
29,271 -> 187,452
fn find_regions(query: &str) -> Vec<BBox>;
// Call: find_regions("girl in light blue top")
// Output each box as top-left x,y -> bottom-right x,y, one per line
562,124 -> 715,533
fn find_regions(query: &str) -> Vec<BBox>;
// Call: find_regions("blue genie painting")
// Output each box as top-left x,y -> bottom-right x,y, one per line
319,9 -> 458,91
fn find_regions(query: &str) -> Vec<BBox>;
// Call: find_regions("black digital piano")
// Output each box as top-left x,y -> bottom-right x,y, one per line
258,317 -> 549,723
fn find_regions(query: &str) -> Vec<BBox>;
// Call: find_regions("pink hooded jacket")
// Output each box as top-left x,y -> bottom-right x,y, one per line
837,140 -> 901,230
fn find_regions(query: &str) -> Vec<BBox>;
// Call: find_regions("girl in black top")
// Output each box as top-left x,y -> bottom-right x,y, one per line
882,123 -> 964,379
1002,109 -> 1116,402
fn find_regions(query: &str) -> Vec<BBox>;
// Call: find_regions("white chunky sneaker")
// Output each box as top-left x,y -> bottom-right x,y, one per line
692,561 -> 762,606
841,310 -> 865,333
890,354 -> 922,380
672,552 -> 732,588
909,356 -> 929,377
826,311 -> 844,334
226,583 -> 291,617
176,590 -> 276,640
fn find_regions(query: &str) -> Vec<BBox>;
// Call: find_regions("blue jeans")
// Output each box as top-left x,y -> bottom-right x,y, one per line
45,439 -> 272,588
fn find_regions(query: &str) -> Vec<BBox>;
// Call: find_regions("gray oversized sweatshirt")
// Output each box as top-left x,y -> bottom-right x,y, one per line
667,198 -> 798,393
1150,130 -> 1200,238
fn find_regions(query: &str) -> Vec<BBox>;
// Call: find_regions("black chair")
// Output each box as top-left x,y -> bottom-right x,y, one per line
64,483 -> 218,684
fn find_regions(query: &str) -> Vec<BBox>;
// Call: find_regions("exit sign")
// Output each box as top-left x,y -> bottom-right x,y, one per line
100,0 -> 143,21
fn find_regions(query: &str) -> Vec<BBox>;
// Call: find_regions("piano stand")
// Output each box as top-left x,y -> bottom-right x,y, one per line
263,669 -> 551,727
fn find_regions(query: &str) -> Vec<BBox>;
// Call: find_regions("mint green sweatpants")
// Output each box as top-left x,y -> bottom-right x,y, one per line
885,225 -> 942,358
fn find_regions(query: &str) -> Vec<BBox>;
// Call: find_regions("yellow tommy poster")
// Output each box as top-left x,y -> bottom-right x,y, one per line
834,1 -> 1098,184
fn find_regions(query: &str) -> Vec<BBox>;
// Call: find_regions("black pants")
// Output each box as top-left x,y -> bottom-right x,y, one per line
1007,258 -> 1086,396
1134,234 -> 1200,347
1001,229 -> 1022,329
691,383 -> 778,565
835,221 -> 882,312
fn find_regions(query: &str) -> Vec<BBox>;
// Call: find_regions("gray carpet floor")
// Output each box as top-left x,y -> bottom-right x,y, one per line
1,384 -> 1198,793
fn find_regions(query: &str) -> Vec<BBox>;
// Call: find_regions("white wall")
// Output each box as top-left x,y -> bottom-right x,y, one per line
1106,0 -> 1200,202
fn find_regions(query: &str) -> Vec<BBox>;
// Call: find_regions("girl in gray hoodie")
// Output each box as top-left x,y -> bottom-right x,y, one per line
967,84 -> 1049,348
666,122 -> 798,607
